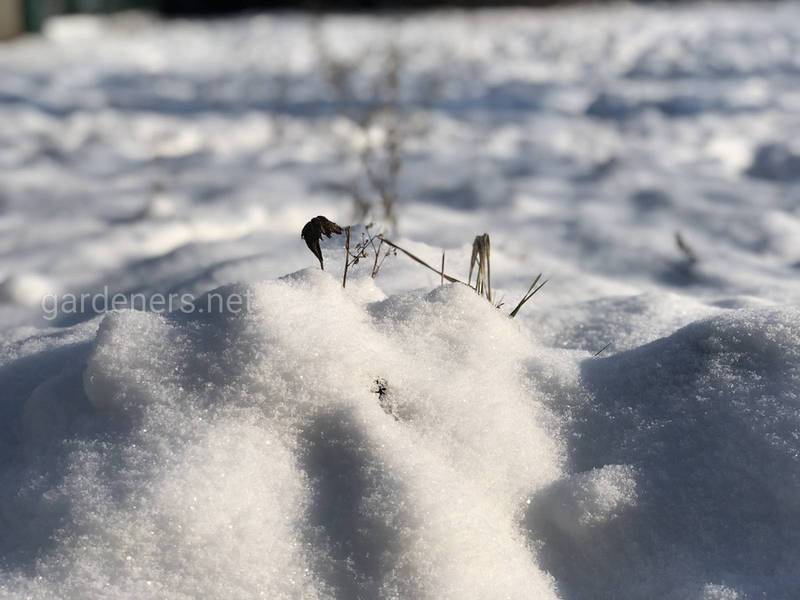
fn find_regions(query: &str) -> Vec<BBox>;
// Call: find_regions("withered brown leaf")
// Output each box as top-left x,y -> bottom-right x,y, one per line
301,215 -> 344,270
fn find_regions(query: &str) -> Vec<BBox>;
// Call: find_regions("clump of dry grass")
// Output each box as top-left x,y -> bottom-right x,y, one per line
300,217 -> 547,317
469,234 -> 492,303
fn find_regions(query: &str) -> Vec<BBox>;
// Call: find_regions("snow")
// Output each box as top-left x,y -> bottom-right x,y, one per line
1,4 -> 800,599
0,273 -> 56,306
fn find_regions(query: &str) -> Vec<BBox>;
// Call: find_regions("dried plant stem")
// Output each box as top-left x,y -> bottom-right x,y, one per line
370,238 -> 386,278
342,226 -> 351,288
379,236 -> 466,285
441,251 -> 445,286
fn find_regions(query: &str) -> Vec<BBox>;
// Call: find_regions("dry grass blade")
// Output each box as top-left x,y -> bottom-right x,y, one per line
593,342 -> 612,357
469,234 -> 492,302
509,274 -> 548,318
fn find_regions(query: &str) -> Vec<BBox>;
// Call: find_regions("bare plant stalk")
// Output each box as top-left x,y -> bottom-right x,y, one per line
380,236 -> 466,285
441,251 -> 445,286
362,137 -> 400,231
371,239 -> 388,278
350,184 -> 372,223
342,226 -> 351,288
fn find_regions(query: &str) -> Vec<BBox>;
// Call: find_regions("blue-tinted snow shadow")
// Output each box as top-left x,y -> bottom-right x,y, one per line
0,68 -> 555,122
525,313 -> 800,599
0,340 -> 133,576
298,407 -> 413,598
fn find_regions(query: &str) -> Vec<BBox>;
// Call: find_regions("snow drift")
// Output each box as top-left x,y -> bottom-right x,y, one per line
2,3 -> 800,598
0,269 -> 799,599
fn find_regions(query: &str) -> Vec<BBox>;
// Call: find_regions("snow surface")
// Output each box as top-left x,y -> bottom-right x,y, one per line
1,4 -> 800,599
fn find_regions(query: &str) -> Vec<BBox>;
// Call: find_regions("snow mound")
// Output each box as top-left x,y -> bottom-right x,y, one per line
2,270 -> 562,599
541,307 -> 800,599
531,292 -> 718,354
1,271 -> 799,599
529,464 -> 638,532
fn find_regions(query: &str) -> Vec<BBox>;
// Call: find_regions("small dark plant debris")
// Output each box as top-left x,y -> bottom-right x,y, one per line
675,231 -> 699,265
593,342 -> 612,357
301,215 -> 343,270
371,377 -> 400,421
372,377 -> 388,398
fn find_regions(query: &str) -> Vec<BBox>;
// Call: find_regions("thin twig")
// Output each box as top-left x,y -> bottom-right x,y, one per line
371,239 -> 384,277
375,247 -> 392,278
342,226 -> 351,288
441,251 -> 445,286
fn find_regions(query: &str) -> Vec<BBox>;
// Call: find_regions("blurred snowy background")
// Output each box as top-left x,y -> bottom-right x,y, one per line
2,4 -> 800,327
1,4 -> 800,599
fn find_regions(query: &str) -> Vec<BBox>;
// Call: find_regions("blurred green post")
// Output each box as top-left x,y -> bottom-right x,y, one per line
23,0 -> 47,32
22,0 -> 159,32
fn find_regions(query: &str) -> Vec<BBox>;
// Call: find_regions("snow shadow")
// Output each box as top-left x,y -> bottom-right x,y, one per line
528,310 -> 800,598
0,340 -> 93,454
0,341 -> 125,575
299,408 -> 411,599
